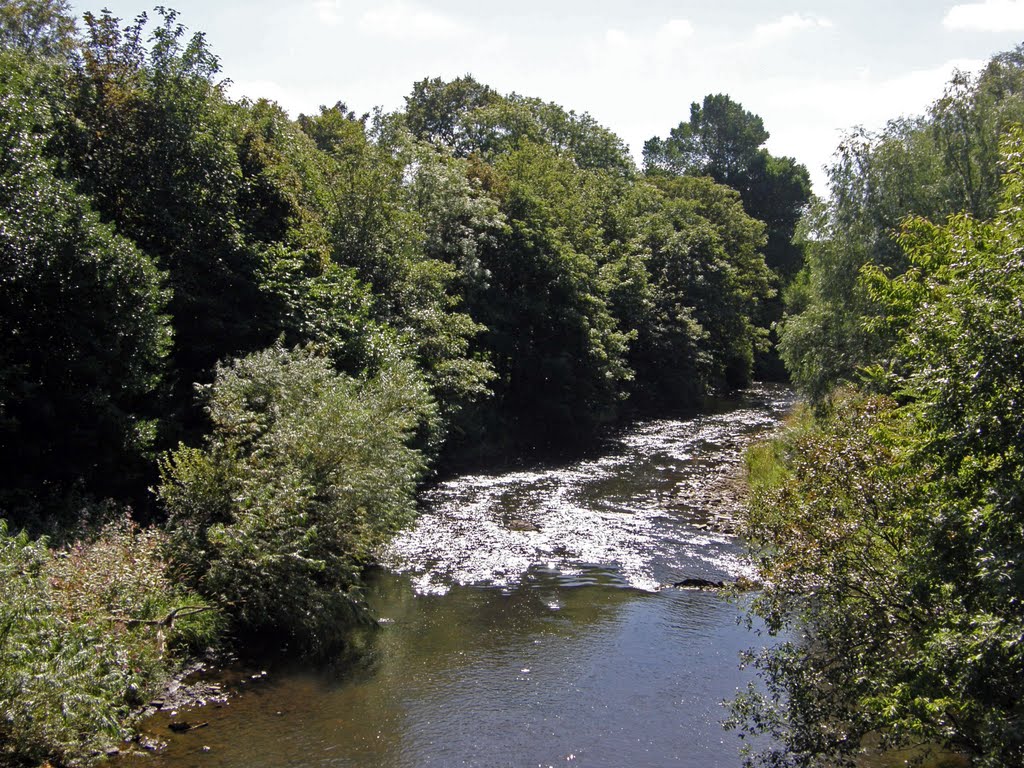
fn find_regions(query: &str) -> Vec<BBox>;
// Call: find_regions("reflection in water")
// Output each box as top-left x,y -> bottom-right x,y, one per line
124,385 -> 795,768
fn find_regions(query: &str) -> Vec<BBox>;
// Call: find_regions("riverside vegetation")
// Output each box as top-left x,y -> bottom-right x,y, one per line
0,2 -> 811,764
0,2 -> 1021,767
734,48 -> 1024,768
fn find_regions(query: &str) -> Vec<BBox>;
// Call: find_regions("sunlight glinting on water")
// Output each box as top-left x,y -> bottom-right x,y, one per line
384,385 -> 795,595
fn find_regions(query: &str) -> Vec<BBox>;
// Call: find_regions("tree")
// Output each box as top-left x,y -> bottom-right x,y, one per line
736,128 -> 1024,768
464,141 -> 634,449
296,106 -> 497,450
633,175 -> 772,400
59,9 -> 274,437
404,74 -> 499,155
645,94 -> 811,377
780,46 -> 1024,402
0,48 -> 170,525
0,0 -> 76,59
406,76 -> 635,173
644,94 -> 769,187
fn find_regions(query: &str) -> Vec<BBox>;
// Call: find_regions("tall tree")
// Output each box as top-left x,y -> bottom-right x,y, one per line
0,0 -> 76,59
644,95 -> 811,278
780,46 -> 1024,401
644,94 -> 811,377
58,9 -> 275,437
0,48 -> 170,524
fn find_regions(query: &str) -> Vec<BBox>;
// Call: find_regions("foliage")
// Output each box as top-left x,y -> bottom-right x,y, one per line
0,5 -> 818,759
0,0 -> 76,59
405,75 -> 634,172
58,8 -> 274,436
643,94 -> 811,280
404,75 -> 499,155
633,175 -> 773,400
0,47 -> 170,525
736,131 -> 1024,767
644,94 -> 769,185
462,141 -> 636,448
780,48 -> 1024,401
644,93 -> 811,380
294,106 -> 497,450
0,517 -> 219,767
158,345 -> 433,653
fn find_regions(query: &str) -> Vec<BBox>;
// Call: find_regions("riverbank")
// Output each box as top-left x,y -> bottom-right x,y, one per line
112,385 -> 794,768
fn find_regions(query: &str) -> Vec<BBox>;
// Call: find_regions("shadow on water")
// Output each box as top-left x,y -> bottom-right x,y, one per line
121,384 -> 796,768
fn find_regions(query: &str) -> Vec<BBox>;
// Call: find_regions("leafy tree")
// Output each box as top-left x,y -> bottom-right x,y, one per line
58,9 -> 274,436
0,0 -> 76,59
780,47 -> 1024,401
404,74 -> 499,155
465,93 -> 634,172
0,48 -> 170,525
930,46 -> 1024,220
229,97 -> 383,375
296,106 -> 497,448
644,94 -> 811,377
644,94 -> 769,186
459,141 -> 635,449
634,175 -> 772,399
736,129 -> 1024,768
406,76 -> 634,173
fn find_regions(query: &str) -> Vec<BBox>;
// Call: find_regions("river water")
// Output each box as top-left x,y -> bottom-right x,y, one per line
126,384 -> 795,768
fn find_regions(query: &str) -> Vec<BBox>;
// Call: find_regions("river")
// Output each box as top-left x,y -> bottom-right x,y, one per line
124,383 -> 795,768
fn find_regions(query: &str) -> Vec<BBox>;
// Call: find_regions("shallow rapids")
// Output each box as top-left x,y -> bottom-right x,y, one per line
384,383 -> 795,594
122,384 -> 795,768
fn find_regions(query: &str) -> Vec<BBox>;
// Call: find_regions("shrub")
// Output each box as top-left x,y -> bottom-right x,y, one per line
0,517 -> 220,767
158,344 -> 433,654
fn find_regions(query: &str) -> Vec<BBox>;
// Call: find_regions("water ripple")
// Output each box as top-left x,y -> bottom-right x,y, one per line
384,384 -> 795,594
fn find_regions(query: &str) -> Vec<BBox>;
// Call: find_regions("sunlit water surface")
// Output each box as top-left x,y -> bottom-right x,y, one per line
125,384 -> 795,768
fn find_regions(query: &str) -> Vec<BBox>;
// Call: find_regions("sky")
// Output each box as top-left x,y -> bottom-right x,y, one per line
67,0 -> 1024,195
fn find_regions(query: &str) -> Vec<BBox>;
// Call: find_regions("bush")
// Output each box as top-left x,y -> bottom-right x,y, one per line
158,344 -> 434,654
0,517 -> 220,767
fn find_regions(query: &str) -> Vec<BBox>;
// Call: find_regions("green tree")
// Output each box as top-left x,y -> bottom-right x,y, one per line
0,0 -> 76,59
634,175 -> 772,400
643,94 -> 769,186
0,48 -> 170,525
462,141 -> 634,449
296,106 -> 497,448
59,9 -> 274,436
644,94 -> 811,377
780,47 -> 1024,402
736,128 -> 1024,768
404,74 -> 499,155
406,76 -> 634,173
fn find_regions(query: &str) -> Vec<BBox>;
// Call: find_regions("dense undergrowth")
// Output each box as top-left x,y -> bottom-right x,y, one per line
734,126 -> 1024,767
0,516 -> 220,766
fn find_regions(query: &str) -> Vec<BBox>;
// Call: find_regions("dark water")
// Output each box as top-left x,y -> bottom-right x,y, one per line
127,384 -> 795,768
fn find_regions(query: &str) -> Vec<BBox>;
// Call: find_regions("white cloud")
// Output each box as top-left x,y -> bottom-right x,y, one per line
747,57 -> 985,194
359,3 -> 469,41
943,0 -> 1024,31
313,0 -> 342,27
224,79 -> 343,117
605,28 -> 630,48
657,18 -> 695,44
596,18 -> 694,69
752,13 -> 833,45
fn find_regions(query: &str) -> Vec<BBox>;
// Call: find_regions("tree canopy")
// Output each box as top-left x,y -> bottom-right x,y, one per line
738,53 -> 1024,768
